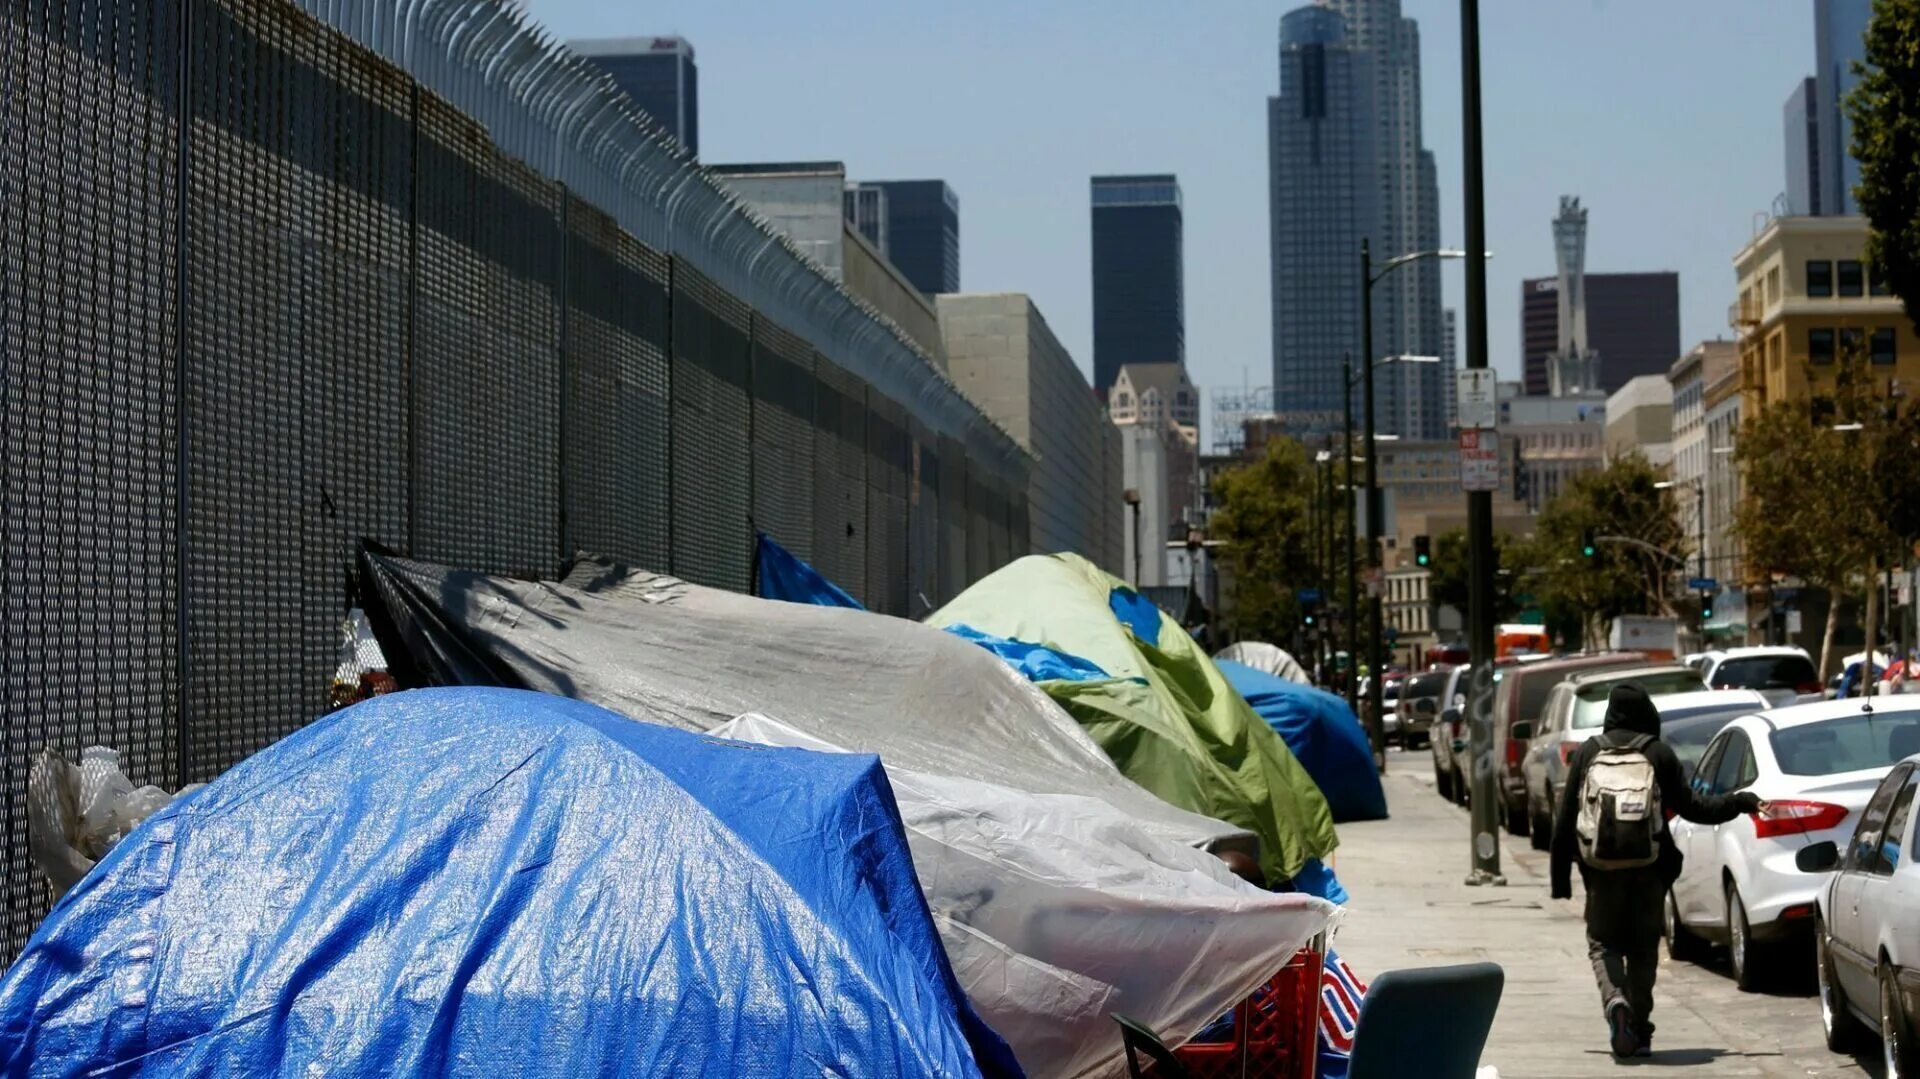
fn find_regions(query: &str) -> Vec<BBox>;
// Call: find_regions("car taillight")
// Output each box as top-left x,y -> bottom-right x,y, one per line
1558,742 -> 1579,766
1751,800 -> 1849,839
1795,681 -> 1823,695
1505,739 -> 1523,767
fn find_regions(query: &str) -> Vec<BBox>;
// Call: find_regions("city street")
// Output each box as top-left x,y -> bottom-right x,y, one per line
1333,749 -> 1882,1077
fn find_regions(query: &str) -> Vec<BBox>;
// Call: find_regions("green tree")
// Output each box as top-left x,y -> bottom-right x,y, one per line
1426,527 -> 1532,626
1209,438 -> 1324,646
1849,0 -> 1920,327
1529,454 -> 1688,645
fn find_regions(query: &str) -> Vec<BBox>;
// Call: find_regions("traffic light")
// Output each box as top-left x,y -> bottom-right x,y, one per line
1304,612 -> 1317,627
1413,534 -> 1431,567
1700,595 -> 1714,622
1581,529 -> 1597,559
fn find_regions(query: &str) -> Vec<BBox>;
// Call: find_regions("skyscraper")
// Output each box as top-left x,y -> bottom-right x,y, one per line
1814,0 -> 1870,215
1267,6 -> 1374,438
1547,197 -> 1598,397
1091,175 -> 1185,396
1268,0 -> 1445,440
849,180 -> 960,296
1784,76 -> 1823,216
1521,273 -> 1681,395
571,37 -> 699,157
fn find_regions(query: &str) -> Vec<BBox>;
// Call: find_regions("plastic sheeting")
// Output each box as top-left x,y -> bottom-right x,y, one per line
1219,661 -> 1387,823
0,689 -> 1017,1077
932,555 -> 1338,883
356,546 -> 1251,857
1215,641 -> 1312,686
712,713 -> 1338,1079
754,531 -> 864,609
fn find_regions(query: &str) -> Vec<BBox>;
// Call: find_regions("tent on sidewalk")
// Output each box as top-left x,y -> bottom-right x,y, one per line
932,554 -> 1338,884
0,688 -> 1014,1077
1218,660 -> 1386,823
1215,641 -> 1312,685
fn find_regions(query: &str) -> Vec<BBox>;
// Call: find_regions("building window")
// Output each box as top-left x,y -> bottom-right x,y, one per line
1841,327 -> 1865,361
1810,327 -> 1836,365
1839,260 -> 1864,297
1114,392 -> 1131,409
1767,266 -> 1781,305
1873,327 -> 1897,366
1807,260 -> 1833,298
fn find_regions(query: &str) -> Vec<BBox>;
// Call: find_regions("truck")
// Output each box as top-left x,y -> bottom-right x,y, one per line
1607,615 -> 1679,661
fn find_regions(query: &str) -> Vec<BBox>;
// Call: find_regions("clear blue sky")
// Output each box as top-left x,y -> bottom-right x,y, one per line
528,0 -> 1813,412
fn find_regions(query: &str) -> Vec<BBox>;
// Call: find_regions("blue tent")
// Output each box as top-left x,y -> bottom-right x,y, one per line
754,531 -> 864,609
1219,660 -> 1387,823
0,688 -> 1017,1077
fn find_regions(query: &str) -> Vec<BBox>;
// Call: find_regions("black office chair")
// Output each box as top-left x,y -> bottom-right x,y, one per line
1112,1013 -> 1191,1079
1346,962 -> 1504,1079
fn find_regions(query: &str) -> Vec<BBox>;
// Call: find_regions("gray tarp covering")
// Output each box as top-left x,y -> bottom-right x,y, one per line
1215,641 -> 1312,685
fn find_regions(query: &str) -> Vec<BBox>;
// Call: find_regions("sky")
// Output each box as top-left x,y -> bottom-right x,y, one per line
528,0 -> 1815,436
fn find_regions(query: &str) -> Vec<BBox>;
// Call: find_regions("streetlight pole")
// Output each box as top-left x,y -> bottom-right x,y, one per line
1461,0 -> 1504,886
1344,358 -> 1360,717
1360,238 -> 1384,774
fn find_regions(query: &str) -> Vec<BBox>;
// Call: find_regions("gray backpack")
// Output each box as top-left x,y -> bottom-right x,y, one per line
1575,733 -> 1662,870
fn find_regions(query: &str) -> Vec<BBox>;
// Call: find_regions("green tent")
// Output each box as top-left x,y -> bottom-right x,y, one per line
934,554 -> 1338,882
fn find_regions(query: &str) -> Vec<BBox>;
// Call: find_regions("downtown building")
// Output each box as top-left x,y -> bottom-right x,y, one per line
1784,0 -> 1871,216
1090,175 -> 1185,397
1268,1 -> 1447,443
1520,272 -> 1682,395
571,37 -> 699,157
844,180 -> 961,297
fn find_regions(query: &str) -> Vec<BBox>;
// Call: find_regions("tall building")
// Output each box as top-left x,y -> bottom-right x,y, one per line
1108,363 -> 1202,531
1442,308 -> 1458,430
1815,0 -> 1871,216
1267,7 -> 1374,441
850,181 -> 961,297
1784,77 -> 1823,216
1602,375 -> 1674,467
1321,0 -> 1448,441
1091,175 -> 1185,396
571,37 -> 699,157
1547,197 -> 1600,397
1521,273 -> 1682,395
843,185 -> 888,255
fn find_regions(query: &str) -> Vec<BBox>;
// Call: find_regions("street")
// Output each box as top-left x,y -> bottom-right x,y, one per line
1333,749 -> 1882,1077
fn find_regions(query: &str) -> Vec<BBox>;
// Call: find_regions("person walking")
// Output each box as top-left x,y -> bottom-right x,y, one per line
1549,684 -> 1764,1061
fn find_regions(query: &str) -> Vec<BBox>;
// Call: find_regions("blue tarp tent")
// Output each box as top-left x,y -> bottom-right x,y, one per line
754,531 -> 863,609
1219,660 -> 1387,823
0,688 -> 1017,1077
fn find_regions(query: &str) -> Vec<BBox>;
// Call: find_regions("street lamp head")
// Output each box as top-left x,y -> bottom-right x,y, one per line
1315,450 -> 1333,463
1711,446 -> 1736,455
1373,434 -> 1402,442
1653,481 -> 1675,490
1832,422 -> 1866,433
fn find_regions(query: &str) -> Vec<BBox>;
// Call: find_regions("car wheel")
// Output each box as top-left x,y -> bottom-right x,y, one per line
1816,918 -> 1866,1051
1727,883 -> 1764,992
1528,793 -> 1551,851
1504,795 -> 1530,837
1666,889 -> 1705,964
1886,962 -> 1917,1079
1434,757 -> 1453,801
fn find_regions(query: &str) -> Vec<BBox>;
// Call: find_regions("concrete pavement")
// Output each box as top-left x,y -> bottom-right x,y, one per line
1328,749 -> 1878,1077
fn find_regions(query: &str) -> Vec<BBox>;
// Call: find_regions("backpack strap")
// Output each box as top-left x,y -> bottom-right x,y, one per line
1623,733 -> 1653,752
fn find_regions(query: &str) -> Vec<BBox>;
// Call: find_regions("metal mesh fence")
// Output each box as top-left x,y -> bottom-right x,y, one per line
0,0 -> 1030,960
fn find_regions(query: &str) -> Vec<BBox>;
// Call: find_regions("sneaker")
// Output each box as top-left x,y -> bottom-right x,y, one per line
1607,1003 -> 1638,1059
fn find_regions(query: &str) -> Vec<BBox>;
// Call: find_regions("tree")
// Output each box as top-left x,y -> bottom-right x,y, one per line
1849,0 -> 1920,328
1209,438 -> 1323,647
1528,454 -> 1688,646
1426,528 -> 1532,626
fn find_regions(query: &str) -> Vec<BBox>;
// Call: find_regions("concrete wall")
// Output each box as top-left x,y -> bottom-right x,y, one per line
1120,424 -> 1170,587
842,222 -> 946,367
938,293 -> 1121,574
1604,375 -> 1673,465
712,169 -> 845,278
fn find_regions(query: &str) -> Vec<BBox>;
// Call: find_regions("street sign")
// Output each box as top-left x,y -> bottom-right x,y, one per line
1786,610 -> 1804,635
1455,368 -> 1498,429
1459,428 -> 1501,492
1297,587 -> 1323,604
1687,577 -> 1719,593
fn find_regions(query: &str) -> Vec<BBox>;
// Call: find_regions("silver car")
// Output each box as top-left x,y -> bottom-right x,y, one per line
1516,665 -> 1715,848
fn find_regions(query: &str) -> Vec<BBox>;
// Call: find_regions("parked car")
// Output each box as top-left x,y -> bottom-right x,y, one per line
1519,679 -> 1748,850
1666,697 -> 1920,991
1364,676 -> 1404,747
1492,652 -> 1649,836
1430,656 -> 1551,805
1795,754 -> 1920,1074
1393,667 -> 1455,750
1691,646 -> 1824,707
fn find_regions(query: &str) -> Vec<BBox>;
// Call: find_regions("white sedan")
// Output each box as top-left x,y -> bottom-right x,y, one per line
1665,697 -> 1920,991
1796,755 -> 1920,1076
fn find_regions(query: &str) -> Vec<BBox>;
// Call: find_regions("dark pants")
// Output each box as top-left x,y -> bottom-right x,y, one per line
1588,934 -> 1658,1039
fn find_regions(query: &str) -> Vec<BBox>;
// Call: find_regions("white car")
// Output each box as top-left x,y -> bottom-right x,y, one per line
1665,696 -> 1920,991
1689,646 -> 1825,707
1796,755 -> 1920,1075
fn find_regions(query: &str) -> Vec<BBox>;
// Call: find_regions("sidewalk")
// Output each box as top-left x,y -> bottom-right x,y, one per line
1328,754 -> 1869,1077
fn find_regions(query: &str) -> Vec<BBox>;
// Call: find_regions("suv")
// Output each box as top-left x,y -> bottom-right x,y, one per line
1429,656 -> 1556,804
1690,647 -> 1824,707
1517,666 -> 1718,847
1492,652 -> 1649,836
1394,667 -> 1456,750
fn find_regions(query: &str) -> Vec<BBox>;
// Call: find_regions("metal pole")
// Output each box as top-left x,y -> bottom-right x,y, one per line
1322,450 -> 1335,682
1344,357 -> 1360,717
1131,500 -> 1141,587
1461,0 -> 1504,885
1361,240 -> 1386,772
1696,479 -> 1707,638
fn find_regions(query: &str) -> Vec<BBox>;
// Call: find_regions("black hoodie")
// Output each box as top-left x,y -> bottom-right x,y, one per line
1549,684 -> 1759,947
